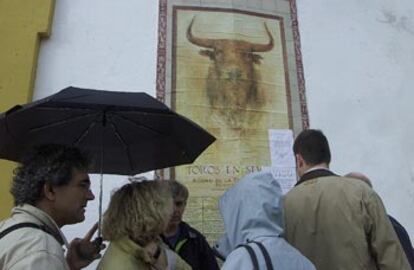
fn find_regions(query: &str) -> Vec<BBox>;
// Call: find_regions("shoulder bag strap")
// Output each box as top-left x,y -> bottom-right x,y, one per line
0,222 -> 53,240
252,241 -> 274,270
237,244 -> 259,270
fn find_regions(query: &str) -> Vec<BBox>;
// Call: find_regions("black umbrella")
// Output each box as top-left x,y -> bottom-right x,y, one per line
0,87 -> 215,174
0,86 -> 216,234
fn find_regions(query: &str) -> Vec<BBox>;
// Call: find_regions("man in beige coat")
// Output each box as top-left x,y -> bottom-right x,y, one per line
283,129 -> 410,270
0,144 -> 104,270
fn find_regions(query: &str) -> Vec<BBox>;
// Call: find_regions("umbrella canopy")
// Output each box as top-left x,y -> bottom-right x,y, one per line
0,87 -> 216,175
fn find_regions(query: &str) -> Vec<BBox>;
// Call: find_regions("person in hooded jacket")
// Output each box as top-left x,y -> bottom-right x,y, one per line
214,171 -> 315,270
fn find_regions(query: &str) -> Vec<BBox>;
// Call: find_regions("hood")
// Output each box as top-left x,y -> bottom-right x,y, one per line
215,171 -> 284,257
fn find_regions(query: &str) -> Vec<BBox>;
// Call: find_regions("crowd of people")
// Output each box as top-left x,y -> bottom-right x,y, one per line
0,129 -> 413,270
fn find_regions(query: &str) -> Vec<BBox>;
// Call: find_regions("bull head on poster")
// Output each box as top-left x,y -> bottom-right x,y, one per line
187,16 -> 274,128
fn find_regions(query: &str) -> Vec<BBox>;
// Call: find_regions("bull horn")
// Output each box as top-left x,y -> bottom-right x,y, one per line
250,22 -> 274,52
187,16 -> 214,48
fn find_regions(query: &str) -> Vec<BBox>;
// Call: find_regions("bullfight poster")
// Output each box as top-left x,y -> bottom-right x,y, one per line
156,0 -> 308,242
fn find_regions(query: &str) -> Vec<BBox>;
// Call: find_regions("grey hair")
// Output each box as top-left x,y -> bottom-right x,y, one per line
167,180 -> 189,200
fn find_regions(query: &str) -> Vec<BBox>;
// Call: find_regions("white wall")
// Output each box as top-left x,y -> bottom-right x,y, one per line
33,0 -> 414,268
34,0 -> 159,99
34,1 -> 159,269
296,0 -> 414,239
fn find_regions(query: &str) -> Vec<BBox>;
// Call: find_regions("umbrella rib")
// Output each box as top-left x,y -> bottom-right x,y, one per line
107,116 -> 134,172
110,112 -> 165,136
110,112 -> 192,161
73,121 -> 98,146
28,112 -> 100,133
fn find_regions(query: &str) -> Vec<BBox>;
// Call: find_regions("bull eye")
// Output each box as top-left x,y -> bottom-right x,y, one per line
251,53 -> 263,64
215,49 -> 223,57
199,50 -> 216,60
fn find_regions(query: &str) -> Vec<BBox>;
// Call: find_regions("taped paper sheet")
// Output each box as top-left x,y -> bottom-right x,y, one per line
267,129 -> 297,194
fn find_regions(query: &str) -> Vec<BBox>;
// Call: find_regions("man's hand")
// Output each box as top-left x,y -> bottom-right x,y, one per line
144,241 -> 167,270
66,223 -> 106,270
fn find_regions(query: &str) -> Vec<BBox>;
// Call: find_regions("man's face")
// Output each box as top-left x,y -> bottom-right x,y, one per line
52,168 -> 95,227
169,195 -> 187,226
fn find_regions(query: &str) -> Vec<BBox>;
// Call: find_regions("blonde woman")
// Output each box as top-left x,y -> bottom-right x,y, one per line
97,181 -> 190,270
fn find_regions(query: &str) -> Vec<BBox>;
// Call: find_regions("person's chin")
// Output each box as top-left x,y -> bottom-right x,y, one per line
170,219 -> 181,226
74,211 -> 86,223
65,216 -> 85,226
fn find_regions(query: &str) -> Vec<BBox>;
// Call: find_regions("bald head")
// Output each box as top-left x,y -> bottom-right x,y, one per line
345,172 -> 372,188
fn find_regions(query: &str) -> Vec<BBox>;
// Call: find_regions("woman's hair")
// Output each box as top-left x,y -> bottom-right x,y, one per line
102,180 -> 172,245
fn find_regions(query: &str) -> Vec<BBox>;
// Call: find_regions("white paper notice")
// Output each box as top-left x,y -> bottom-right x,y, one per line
268,129 -> 297,194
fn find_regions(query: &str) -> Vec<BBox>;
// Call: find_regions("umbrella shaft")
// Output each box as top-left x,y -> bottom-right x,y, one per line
98,173 -> 103,237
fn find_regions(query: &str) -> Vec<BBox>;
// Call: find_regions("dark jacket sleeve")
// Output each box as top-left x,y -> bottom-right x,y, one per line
176,223 -> 220,270
388,215 -> 414,270
197,235 -> 220,270
365,190 -> 411,270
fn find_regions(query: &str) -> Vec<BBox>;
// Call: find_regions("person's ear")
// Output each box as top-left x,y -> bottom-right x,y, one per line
295,154 -> 304,168
43,183 -> 56,201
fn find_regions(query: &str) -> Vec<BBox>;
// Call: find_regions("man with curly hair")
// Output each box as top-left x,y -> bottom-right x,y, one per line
0,144 -> 103,270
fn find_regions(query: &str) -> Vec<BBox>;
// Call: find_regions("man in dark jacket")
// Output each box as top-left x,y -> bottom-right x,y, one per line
163,180 -> 219,270
346,172 -> 414,270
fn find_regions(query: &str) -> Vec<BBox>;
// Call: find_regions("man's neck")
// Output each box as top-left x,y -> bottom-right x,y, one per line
296,163 -> 334,186
304,164 -> 329,174
164,223 -> 179,237
298,162 -> 329,178
35,201 -> 63,228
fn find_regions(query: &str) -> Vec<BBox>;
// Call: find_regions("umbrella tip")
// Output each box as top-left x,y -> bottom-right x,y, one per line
6,105 -> 22,115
